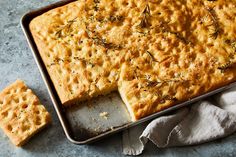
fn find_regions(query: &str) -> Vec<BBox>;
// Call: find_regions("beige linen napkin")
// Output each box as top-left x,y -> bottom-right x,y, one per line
123,87 -> 236,155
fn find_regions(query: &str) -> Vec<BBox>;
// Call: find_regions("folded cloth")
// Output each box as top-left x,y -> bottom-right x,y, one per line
122,87 -> 236,155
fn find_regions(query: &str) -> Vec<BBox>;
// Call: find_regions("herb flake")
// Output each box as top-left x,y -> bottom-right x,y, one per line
55,17 -> 77,38
137,3 -> 151,28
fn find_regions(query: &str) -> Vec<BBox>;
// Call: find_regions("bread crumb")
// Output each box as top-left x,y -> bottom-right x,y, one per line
94,126 -> 101,132
99,112 -> 109,120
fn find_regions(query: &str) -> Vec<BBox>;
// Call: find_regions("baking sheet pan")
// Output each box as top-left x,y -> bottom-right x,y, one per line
21,0 -> 236,144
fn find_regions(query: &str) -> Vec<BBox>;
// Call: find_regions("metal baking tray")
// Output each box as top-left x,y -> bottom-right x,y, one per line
21,0 -> 236,144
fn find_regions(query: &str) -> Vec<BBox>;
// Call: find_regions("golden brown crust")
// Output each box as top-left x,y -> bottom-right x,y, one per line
0,80 -> 51,146
30,0 -> 236,120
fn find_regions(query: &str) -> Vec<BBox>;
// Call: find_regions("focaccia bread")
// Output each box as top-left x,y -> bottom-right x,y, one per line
0,80 -> 51,146
30,0 -> 236,121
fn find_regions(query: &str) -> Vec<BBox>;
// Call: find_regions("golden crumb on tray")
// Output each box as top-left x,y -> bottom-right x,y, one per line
99,112 -> 109,120
30,0 -> 236,121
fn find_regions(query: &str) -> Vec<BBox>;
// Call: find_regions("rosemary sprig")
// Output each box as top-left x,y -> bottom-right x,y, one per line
160,95 -> 178,104
204,6 -> 220,39
217,61 -> 236,72
146,78 -> 187,87
48,57 -> 71,66
137,30 -> 149,36
146,80 -> 159,87
146,51 -> 158,62
86,26 -> 122,50
146,51 -> 173,64
55,17 -> 77,38
171,32 -> 190,44
225,39 -> 236,52
137,3 -> 151,28
92,37 -> 122,50
89,15 -> 124,24
73,57 -> 95,67
159,23 -> 190,44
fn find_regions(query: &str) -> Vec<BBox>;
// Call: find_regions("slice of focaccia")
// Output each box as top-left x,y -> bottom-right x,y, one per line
0,80 -> 51,146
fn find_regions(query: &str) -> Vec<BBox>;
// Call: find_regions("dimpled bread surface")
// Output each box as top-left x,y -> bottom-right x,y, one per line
0,80 -> 51,146
30,0 -> 236,121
